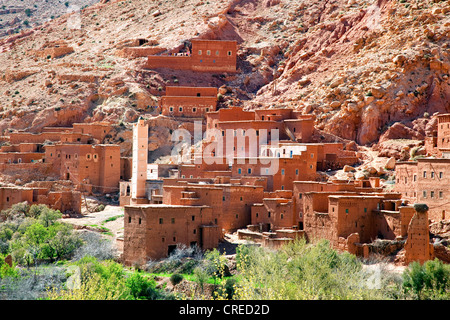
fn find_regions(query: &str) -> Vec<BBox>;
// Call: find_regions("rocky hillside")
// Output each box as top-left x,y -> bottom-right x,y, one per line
0,0 -> 448,158
0,0 -> 100,37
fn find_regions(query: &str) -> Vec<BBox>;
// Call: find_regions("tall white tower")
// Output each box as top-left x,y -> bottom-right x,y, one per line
131,118 -> 148,202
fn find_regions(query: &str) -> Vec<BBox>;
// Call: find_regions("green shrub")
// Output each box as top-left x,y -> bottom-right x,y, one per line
170,273 -> 183,286
126,271 -> 158,300
233,239 -> 391,300
402,259 -> 450,300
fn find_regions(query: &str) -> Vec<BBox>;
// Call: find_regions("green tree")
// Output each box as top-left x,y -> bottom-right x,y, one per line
37,207 -> 62,228
403,259 -> 450,300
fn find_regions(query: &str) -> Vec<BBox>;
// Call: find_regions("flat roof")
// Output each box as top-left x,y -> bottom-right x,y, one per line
417,157 -> 450,162
190,39 -> 237,43
124,204 -> 211,209
328,195 -> 385,199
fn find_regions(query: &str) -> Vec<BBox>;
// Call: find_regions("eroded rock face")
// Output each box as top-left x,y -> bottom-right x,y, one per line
379,122 -> 425,144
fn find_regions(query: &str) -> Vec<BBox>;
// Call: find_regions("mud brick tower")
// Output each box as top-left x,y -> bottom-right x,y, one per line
131,118 -> 149,204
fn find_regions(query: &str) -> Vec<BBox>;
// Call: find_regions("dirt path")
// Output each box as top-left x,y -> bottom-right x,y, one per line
63,204 -> 125,242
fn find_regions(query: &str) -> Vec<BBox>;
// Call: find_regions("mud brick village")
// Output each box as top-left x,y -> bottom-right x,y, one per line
0,0 -> 449,302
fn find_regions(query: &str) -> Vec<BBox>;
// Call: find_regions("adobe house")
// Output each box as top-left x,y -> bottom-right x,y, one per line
145,39 -> 237,73
251,191 -> 294,231
0,150 -> 44,164
293,178 -> 383,229
0,186 -> 82,215
123,204 -> 220,264
162,180 -> 264,233
71,122 -> 114,143
30,40 -> 74,59
0,187 -> 33,212
160,86 -> 218,118
424,113 -> 450,158
436,114 -> 450,156
395,158 -> 450,221
44,143 -> 121,195
230,148 -> 317,192
178,155 -> 231,179
302,192 -> 414,252
189,39 -> 237,72
205,107 -> 316,158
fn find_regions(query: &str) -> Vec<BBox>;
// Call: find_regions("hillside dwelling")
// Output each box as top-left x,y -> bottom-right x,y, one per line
160,86 -> 218,117
395,158 -> 450,221
44,143 -> 121,195
145,39 -> 237,73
